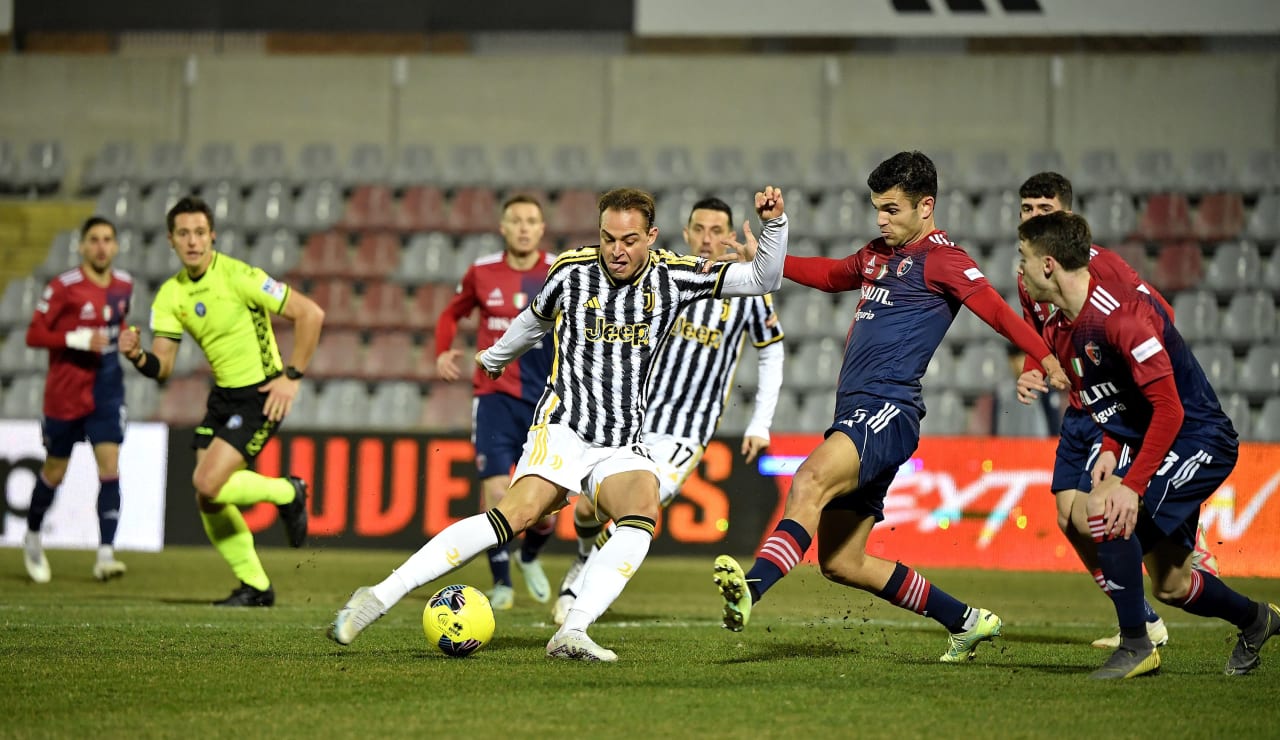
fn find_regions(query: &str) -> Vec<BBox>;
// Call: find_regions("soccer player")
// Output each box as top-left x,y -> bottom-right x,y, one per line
1017,210 -> 1279,679
552,197 -> 786,625
330,186 -> 789,661
713,151 -> 1069,663
22,216 -> 133,583
118,196 -> 323,606
1012,172 -> 1219,650
435,194 -> 557,610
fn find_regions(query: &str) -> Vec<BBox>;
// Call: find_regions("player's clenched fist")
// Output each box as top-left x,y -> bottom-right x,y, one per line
754,187 -> 784,220
118,325 -> 141,357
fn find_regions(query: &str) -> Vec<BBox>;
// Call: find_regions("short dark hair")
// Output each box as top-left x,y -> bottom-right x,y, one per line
1017,211 -> 1091,270
598,187 -> 656,230
501,193 -> 544,216
1019,172 -> 1074,210
166,196 -> 215,234
866,151 -> 937,205
687,197 -> 733,228
79,215 -> 117,241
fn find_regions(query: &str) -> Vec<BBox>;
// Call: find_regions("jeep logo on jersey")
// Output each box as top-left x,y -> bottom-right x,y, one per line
585,316 -> 650,347
1085,341 -> 1102,365
896,256 -> 913,277
485,288 -> 503,307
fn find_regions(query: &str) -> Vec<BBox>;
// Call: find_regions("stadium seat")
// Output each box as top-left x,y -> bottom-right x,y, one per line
342,185 -> 397,231
491,143 -> 544,190
1235,345 -> 1280,400
810,188 -> 869,240
653,187 -> 698,238
446,187 -> 499,233
124,375 -> 159,421
81,140 -> 137,194
248,229 -> 302,276
805,148 -> 856,193
294,231 -> 350,279
788,236 -> 822,259
154,376 -> 210,426
935,189 -> 973,245
456,234 -> 503,277
140,141 -> 187,188
203,180 -> 244,229
951,341 -> 1008,397
778,291 -> 833,340
314,379 -> 372,430
292,181 -> 343,232
993,380 -> 1050,438
309,279 -> 361,329
394,232 -> 453,286
420,381 -> 475,432
755,148 -> 802,190
699,147 -> 748,191
389,144 -> 441,190
111,229 -> 141,275
308,330 -> 363,379
1264,250 -> 1280,290
595,147 -> 647,189
945,305 -> 989,347
650,146 -> 697,193
1237,149 -> 1280,194
1074,149 -> 1126,195
1106,240 -> 1150,277
1,374 -> 46,418
1079,192 -> 1137,245
1253,397 -> 1280,442
355,280 -> 409,330
0,331 -> 46,376
971,191 -> 1020,245
19,140 -> 68,194
296,142 -> 342,186
194,141 -> 240,187
396,185 -> 449,232
241,180 -> 293,232
982,243 -> 1020,296
796,392 -> 835,431
920,389 -> 968,436
350,232 -> 401,280
405,282 -> 456,331
1025,149 -> 1065,178
928,150 -> 958,192
94,181 -> 142,230
1243,192 -> 1280,242
548,188 -> 599,237
961,150 -> 1017,195
278,377 -> 319,428
0,276 -> 46,330
137,179 -> 186,231
1173,290 -> 1220,349
770,392 -> 805,433
789,337 -> 844,390
1201,241 -> 1261,297
1220,291 -> 1278,348
244,141 -> 290,186
716,397 -> 749,436
442,145 -> 494,189
1190,343 -> 1234,389
1150,241 -> 1204,293
0,139 -> 19,193
1217,392 -> 1252,438
922,346 -> 956,392
1191,192 -> 1245,243
1129,149 -> 1180,193
1183,149 -> 1235,194
362,332 -> 418,380
170,335 -> 210,377
369,381 -> 425,430
1133,193 -> 1192,241
544,145 -> 594,190
344,142 -> 389,187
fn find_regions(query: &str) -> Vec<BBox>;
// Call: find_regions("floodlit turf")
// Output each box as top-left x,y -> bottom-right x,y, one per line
1,546 -> 1278,738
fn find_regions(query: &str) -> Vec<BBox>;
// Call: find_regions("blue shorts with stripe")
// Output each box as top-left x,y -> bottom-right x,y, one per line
1052,407 -> 1104,494
42,401 -> 126,458
823,394 -> 920,522
473,393 -> 537,480
1121,431 -> 1239,553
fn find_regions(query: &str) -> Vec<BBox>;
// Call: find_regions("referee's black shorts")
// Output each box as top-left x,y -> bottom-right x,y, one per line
193,379 -> 281,460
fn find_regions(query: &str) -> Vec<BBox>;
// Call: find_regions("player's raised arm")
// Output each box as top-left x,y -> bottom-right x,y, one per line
477,307 -> 553,378
720,187 -> 788,297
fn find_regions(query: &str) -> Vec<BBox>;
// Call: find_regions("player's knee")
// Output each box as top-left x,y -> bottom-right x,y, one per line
191,469 -> 224,501
789,468 -> 835,511
1151,583 -> 1189,605
818,554 -> 866,587
41,460 -> 69,486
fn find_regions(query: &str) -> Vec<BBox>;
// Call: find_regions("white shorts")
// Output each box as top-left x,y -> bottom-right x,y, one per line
511,423 -> 659,506
644,433 -> 705,507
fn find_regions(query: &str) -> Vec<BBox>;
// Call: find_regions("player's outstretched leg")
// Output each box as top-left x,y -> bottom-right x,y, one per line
713,555 -> 753,632
1225,602 -> 1280,676
546,630 -> 618,662
515,517 -> 554,604
329,587 -> 388,645
939,608 -> 1004,663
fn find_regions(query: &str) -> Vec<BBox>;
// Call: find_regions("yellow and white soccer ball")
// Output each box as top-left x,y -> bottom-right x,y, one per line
422,585 -> 495,657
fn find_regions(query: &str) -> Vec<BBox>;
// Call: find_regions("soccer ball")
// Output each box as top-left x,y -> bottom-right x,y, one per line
422,585 -> 495,657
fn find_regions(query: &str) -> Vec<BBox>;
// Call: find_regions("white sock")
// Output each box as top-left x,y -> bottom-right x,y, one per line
561,526 -> 652,633
97,545 -> 115,562
371,513 -> 500,608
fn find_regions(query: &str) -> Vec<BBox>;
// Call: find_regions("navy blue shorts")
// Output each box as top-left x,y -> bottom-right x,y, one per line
1120,432 -> 1239,554
1052,407 -> 1103,494
473,393 -> 536,479
822,395 -> 920,522
42,401 -> 126,458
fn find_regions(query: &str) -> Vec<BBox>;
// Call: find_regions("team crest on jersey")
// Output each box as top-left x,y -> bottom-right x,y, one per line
513,292 -> 528,309
896,256 -> 914,277
80,301 -> 96,320
195,302 -> 206,317
486,288 -> 503,307
1085,341 -> 1102,365
643,290 -> 656,312
720,300 -> 732,321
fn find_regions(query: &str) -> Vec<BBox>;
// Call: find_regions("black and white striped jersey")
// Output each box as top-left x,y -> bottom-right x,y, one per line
643,294 -> 784,443
529,247 -> 730,447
